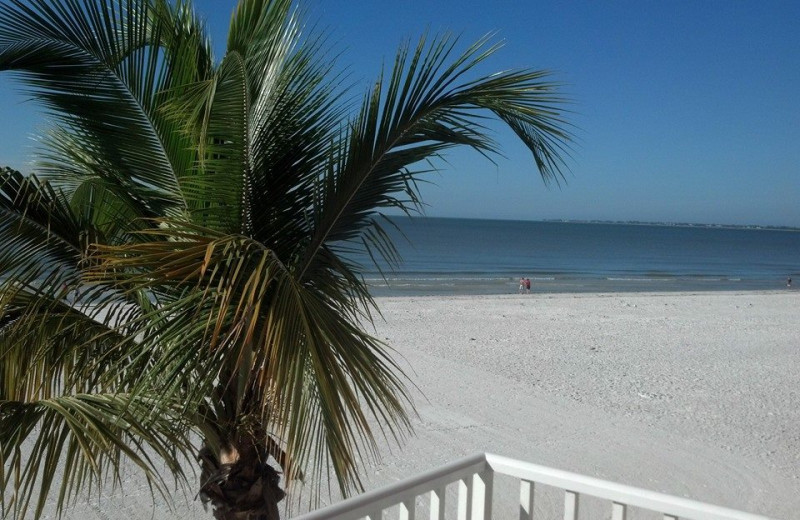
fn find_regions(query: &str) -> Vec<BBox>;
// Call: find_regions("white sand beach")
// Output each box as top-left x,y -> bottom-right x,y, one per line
35,291 -> 800,519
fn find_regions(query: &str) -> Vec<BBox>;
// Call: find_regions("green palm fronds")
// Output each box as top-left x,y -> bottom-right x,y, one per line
0,0 -> 572,518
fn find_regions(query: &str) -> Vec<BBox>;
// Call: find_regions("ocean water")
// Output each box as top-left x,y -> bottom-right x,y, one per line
349,217 -> 800,295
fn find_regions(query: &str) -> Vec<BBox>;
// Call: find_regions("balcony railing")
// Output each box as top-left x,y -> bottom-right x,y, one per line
292,452 -> 774,520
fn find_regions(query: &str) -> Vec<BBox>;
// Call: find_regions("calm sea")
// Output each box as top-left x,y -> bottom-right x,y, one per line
350,217 -> 800,295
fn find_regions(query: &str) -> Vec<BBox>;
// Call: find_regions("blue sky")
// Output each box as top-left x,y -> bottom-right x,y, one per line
1,0 -> 798,226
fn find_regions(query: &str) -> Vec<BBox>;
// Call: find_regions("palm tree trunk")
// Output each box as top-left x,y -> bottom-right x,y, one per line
198,436 -> 285,520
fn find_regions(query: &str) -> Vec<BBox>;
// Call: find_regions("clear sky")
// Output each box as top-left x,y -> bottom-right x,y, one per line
1,0 -> 798,227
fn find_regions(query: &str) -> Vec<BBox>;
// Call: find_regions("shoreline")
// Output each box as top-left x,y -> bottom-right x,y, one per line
373,287 -> 794,296
368,287 -> 795,298
365,278 -> 794,297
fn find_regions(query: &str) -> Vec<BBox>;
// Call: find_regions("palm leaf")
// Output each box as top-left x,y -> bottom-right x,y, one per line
229,0 -> 347,251
0,0 -> 212,216
87,223 -> 413,499
0,168 -> 190,519
1,393 -> 195,520
297,33 -> 572,281
0,169 -> 84,293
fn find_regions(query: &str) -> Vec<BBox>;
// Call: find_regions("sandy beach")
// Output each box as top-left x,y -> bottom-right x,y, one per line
33,291 -> 800,519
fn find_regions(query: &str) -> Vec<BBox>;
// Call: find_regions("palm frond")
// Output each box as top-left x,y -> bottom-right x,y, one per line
0,168 -> 191,519
0,285 -> 142,401
87,223 -> 413,499
0,0 -> 212,215
227,0 -> 348,251
0,393 -> 195,520
297,33 -> 572,280
0,169 -> 84,291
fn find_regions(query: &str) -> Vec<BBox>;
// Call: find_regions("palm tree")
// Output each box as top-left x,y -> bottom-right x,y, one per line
0,0 -> 571,518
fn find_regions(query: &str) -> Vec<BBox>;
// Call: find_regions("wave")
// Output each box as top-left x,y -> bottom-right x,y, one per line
606,277 -> 667,282
363,276 -> 512,282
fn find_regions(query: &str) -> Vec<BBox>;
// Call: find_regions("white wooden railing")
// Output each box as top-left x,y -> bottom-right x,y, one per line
292,452 -> 775,520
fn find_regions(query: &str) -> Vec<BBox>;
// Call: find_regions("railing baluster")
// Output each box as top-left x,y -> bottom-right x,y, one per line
400,498 -> 416,520
563,491 -> 579,520
519,480 -> 535,520
458,476 -> 473,520
612,502 -> 627,520
471,469 -> 494,520
430,487 -> 446,520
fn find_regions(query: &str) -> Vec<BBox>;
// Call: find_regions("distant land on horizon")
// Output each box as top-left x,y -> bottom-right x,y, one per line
539,218 -> 800,232
388,214 -> 800,232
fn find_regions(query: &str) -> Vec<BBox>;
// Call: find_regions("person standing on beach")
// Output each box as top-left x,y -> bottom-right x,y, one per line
788,277 -> 792,288
519,277 -> 525,294
525,278 -> 531,293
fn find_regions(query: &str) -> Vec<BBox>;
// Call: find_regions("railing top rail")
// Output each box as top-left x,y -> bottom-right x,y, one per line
485,453 -> 775,520
291,453 -> 489,520
292,453 -> 777,520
